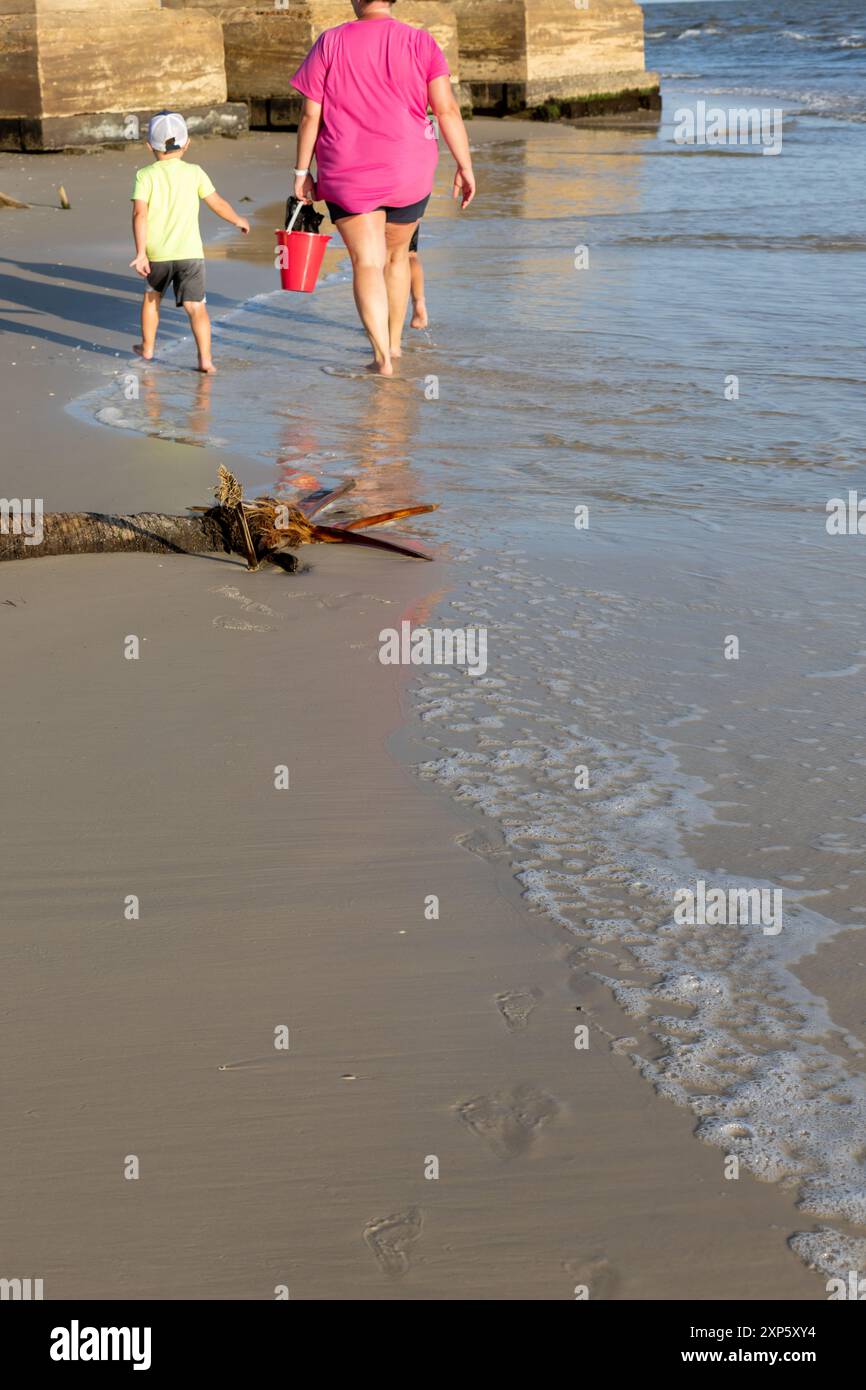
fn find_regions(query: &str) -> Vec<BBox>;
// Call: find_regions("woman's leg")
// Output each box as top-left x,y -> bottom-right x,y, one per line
384,221 -> 419,358
335,211 -> 392,374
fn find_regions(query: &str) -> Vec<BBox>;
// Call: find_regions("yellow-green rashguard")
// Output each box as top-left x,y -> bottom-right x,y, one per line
131,160 -> 216,261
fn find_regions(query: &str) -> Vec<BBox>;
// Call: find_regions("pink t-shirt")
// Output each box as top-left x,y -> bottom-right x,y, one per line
291,17 -> 450,213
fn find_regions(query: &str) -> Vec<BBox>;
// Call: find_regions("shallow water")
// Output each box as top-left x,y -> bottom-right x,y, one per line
70,0 -> 866,1275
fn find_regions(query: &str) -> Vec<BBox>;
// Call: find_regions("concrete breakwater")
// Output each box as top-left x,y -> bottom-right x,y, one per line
0,0 -> 658,150
0,0 -> 247,152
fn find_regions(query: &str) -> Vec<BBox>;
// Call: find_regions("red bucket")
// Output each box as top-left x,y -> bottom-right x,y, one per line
275,228 -> 331,293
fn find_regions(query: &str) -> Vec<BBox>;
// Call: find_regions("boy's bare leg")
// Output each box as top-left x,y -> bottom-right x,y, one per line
184,301 -> 216,374
134,290 -> 161,360
409,252 -> 428,329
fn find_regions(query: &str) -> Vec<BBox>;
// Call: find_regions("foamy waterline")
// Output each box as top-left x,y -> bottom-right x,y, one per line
411,550 -> 866,1276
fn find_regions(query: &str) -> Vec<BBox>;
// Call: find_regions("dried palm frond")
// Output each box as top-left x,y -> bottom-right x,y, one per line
214,465 -> 258,570
215,464 -> 244,509
247,494 -> 436,562
0,472 -> 437,568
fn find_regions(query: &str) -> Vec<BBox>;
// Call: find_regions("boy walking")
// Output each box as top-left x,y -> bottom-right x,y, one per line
129,112 -> 249,373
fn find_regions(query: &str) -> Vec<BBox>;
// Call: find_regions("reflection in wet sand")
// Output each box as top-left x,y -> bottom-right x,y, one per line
477,126 -> 648,221
139,368 -> 214,442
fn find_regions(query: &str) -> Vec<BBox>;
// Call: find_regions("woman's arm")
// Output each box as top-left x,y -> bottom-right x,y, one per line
294,99 -> 323,203
427,75 -> 475,208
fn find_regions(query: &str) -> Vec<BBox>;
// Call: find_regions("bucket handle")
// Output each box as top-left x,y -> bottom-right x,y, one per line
286,198 -> 305,234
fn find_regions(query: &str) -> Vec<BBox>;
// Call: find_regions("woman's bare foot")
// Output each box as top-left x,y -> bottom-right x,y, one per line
365,357 -> 394,376
197,361 -> 217,375
410,300 -> 428,329
133,343 -> 154,361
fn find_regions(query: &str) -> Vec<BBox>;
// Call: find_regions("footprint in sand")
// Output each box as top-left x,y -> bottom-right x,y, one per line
321,365 -> 376,380
318,591 -> 393,611
495,987 -> 541,1032
363,1206 -> 423,1276
456,1085 -> 558,1158
457,828 -> 509,861
564,1255 -> 621,1300
211,584 -> 281,618
212,615 -> 275,632
217,1056 -> 291,1072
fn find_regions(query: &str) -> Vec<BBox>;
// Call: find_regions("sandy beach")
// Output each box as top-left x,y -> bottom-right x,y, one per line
0,542 -> 820,1301
3,118 -> 852,1300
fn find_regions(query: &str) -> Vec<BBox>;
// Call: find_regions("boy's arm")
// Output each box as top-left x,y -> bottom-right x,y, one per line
130,200 -> 151,276
203,191 -> 250,234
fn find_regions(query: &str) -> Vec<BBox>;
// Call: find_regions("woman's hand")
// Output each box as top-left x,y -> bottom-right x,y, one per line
453,166 -> 475,209
294,173 -> 317,204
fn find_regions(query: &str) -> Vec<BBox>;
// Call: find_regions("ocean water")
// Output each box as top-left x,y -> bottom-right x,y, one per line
646,0 -> 866,121
70,0 -> 866,1279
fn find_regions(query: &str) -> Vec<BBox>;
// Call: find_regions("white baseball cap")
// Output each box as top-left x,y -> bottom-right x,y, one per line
147,111 -> 189,152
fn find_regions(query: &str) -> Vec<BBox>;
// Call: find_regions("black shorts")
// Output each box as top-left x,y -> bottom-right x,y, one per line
409,225 -> 420,254
146,258 -> 206,305
326,194 -> 430,226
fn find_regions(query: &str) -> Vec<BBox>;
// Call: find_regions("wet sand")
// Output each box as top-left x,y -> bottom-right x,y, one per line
0,130 -> 834,1298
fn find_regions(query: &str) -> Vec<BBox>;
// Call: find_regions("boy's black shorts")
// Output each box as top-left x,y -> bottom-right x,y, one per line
146,259 -> 206,305
409,225 -> 420,254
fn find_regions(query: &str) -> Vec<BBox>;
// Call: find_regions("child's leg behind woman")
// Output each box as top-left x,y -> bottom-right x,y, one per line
408,225 -> 428,329
409,253 -> 427,329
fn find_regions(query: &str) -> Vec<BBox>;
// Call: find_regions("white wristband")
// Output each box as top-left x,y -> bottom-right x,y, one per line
294,168 -> 309,177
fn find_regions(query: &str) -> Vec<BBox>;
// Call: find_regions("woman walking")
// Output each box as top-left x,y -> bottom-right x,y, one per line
291,0 -> 475,375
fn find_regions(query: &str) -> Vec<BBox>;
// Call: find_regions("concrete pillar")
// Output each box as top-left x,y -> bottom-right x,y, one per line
163,2 -> 463,128
0,0 -> 248,150
439,0 -> 659,114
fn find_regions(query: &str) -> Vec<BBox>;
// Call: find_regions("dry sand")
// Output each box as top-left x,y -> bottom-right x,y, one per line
0,132 -> 826,1299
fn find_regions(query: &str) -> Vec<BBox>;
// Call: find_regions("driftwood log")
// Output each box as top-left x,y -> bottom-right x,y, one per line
0,508 -> 264,563
0,473 -> 437,570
